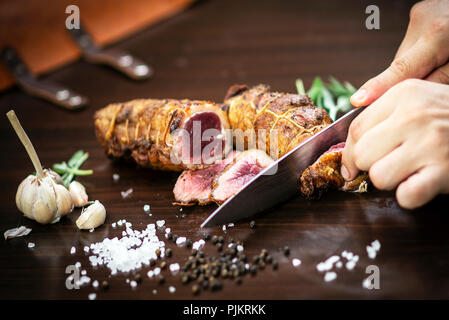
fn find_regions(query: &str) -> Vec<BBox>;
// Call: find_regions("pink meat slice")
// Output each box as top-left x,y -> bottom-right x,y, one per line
325,141 -> 345,153
211,149 -> 275,204
173,151 -> 240,206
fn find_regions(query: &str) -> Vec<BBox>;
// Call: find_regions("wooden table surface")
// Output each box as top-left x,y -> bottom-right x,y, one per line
1,0 -> 448,300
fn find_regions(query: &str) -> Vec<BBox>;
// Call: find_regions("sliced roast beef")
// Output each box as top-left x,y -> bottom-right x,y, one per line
299,142 -> 369,199
173,151 -> 240,206
211,149 -> 275,204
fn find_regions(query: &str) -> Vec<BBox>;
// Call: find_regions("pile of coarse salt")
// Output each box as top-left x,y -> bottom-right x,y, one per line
316,251 -> 359,282
342,251 -> 359,270
86,221 -> 165,275
316,240 -> 382,284
366,240 -> 381,259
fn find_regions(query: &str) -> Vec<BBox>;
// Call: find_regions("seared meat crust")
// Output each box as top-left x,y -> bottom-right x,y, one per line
299,142 -> 369,199
225,84 -> 332,158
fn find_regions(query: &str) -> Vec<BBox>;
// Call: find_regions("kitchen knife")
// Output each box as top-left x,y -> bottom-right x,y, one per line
201,106 -> 366,228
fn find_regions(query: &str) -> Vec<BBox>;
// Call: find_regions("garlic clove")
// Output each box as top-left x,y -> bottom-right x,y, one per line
41,176 -> 58,214
15,176 -> 27,211
32,199 -> 54,224
69,181 -> 89,207
55,183 -> 74,215
44,169 -> 63,185
76,200 -> 106,230
17,176 -> 38,219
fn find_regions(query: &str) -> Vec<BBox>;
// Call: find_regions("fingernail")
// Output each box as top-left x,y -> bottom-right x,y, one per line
341,165 -> 350,180
350,89 -> 367,105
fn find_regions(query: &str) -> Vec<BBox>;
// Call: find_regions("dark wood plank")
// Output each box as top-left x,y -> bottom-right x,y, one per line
1,0 -> 448,300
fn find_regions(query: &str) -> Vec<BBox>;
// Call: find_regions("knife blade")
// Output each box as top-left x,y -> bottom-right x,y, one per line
201,106 -> 365,228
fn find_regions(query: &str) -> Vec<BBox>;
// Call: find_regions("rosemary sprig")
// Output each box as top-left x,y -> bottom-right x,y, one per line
296,76 -> 357,121
53,150 -> 93,187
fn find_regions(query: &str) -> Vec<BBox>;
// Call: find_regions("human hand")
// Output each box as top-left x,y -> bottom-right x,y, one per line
341,79 -> 449,209
351,0 -> 449,107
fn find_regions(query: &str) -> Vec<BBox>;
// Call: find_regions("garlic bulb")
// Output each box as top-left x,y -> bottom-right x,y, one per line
7,110 -> 74,224
16,171 -> 73,224
76,200 -> 106,230
69,181 -> 89,207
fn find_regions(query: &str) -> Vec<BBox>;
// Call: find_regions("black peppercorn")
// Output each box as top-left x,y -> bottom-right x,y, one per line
101,280 -> 109,290
221,269 -> 228,278
182,274 -> 190,284
236,277 -> 242,285
283,246 -> 290,256
150,259 -> 156,267
134,274 -> 142,283
155,249 -> 161,257
166,248 -> 172,257
210,280 -> 223,291
192,284 -> 200,295
212,235 -> 219,244
272,261 -> 279,270
186,239 -> 192,248
250,265 -> 257,275
204,233 -> 211,241
217,243 -> 223,251
160,261 -> 167,269
265,255 -> 273,264
157,275 -> 165,284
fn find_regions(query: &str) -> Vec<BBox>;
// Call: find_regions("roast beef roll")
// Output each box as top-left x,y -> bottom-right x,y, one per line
224,84 -> 332,159
94,99 -> 231,171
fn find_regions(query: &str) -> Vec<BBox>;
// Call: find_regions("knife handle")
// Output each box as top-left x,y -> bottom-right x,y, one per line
68,24 -> 153,80
1,47 -> 88,110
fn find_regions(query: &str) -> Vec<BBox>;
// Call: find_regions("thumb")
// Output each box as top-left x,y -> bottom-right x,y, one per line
425,62 -> 449,85
350,39 -> 439,107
